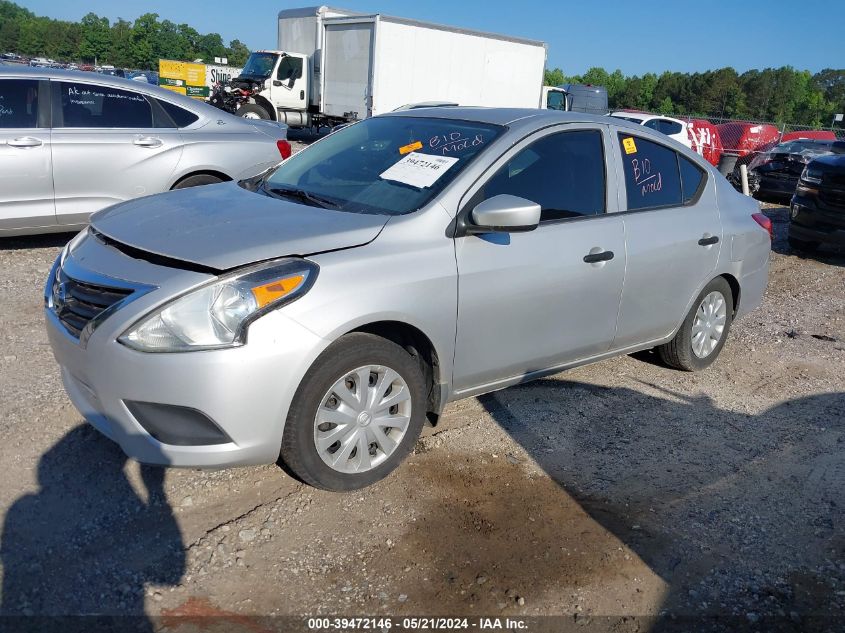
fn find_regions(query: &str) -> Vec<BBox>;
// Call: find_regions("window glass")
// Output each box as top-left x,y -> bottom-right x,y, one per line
546,91 -> 565,111
157,99 -> 199,128
264,116 -> 503,216
58,81 -> 153,128
618,134 -> 683,210
0,79 -> 39,128
477,130 -> 606,221
277,56 -> 303,81
644,119 -> 683,136
679,155 -> 704,203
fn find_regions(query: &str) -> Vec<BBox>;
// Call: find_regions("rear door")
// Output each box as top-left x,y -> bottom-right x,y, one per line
0,77 -> 54,231
611,131 -> 721,348
50,79 -> 183,226
322,20 -> 374,120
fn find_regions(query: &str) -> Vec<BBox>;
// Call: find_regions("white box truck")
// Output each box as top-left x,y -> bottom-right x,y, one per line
211,6 -> 562,127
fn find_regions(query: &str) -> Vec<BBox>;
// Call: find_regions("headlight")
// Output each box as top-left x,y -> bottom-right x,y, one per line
801,166 -> 823,184
119,258 -> 317,352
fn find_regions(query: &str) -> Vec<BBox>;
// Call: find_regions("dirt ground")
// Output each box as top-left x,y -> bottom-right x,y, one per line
0,190 -> 843,632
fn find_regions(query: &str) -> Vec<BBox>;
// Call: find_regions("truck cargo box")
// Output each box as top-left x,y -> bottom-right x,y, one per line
288,11 -> 547,119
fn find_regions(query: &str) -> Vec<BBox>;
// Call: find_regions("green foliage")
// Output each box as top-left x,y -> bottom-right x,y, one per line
541,60 -> 843,127
0,0 -> 250,69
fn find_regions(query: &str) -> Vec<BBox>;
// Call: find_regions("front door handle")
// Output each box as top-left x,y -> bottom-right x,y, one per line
133,137 -> 163,148
7,137 -> 43,148
583,250 -> 615,264
698,235 -> 719,246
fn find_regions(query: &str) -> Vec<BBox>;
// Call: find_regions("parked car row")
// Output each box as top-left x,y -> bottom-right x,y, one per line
0,66 -> 290,236
609,110 -> 723,166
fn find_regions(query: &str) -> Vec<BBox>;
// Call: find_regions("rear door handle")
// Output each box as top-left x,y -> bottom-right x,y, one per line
133,137 -> 163,148
698,235 -> 719,246
7,137 -> 43,148
583,250 -> 614,263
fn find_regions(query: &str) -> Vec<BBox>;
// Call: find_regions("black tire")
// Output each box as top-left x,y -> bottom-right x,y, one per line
657,277 -> 734,372
280,333 -> 427,491
172,174 -> 223,190
788,235 -> 819,253
237,104 -> 271,120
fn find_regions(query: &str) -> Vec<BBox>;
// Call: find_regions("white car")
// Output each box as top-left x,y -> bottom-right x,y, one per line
610,111 -> 692,149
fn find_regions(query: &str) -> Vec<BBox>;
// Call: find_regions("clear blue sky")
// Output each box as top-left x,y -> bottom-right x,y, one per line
19,0 -> 844,75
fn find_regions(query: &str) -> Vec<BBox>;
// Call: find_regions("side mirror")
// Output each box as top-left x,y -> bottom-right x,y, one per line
467,194 -> 541,234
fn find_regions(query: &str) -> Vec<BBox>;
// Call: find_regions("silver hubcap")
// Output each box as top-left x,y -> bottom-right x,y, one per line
314,365 -> 412,474
242,112 -> 261,119
691,291 -> 727,358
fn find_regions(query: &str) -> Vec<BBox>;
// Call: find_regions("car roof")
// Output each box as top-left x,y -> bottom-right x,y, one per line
0,64 -> 213,114
384,106 -> 612,127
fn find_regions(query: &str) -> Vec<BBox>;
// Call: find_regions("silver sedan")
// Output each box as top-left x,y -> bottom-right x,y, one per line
0,66 -> 289,236
44,108 -> 771,490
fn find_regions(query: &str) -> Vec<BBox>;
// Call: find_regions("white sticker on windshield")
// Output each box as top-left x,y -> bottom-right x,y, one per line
379,152 -> 459,189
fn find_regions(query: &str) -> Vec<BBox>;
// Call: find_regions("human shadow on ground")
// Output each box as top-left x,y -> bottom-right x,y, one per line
0,424 -> 185,632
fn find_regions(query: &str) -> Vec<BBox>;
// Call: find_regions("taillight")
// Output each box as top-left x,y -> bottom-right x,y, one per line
276,140 -> 292,160
752,212 -> 773,240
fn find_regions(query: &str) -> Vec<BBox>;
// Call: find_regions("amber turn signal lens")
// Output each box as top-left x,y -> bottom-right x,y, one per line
251,275 -> 305,308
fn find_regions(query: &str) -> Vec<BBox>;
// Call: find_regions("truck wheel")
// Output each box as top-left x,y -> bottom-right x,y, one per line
238,104 -> 271,120
657,277 -> 733,372
280,333 -> 427,491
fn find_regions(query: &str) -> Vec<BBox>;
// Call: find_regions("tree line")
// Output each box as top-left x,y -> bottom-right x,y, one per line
0,1 -> 250,69
546,66 -> 845,128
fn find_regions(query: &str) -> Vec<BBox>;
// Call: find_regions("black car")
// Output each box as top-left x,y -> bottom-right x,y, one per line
739,139 -> 845,201
789,154 -> 845,252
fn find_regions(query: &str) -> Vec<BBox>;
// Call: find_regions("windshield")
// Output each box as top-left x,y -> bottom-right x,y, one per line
263,116 -> 504,215
240,52 -> 277,78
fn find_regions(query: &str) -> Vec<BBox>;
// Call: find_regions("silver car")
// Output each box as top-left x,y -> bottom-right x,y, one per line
0,66 -> 289,236
45,108 -> 771,491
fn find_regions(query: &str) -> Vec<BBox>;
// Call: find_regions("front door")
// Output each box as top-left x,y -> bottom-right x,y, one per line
0,77 -> 54,231
270,54 -> 307,111
453,125 -> 626,393
50,79 -> 183,225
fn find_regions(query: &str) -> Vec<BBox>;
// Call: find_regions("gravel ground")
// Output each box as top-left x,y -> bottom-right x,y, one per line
0,174 -> 843,631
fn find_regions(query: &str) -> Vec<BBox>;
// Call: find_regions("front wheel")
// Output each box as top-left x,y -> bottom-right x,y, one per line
237,104 -> 271,120
657,277 -> 734,372
280,333 -> 427,491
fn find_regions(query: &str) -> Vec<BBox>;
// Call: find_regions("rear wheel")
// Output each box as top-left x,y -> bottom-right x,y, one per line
172,174 -> 223,190
280,333 -> 427,491
657,277 -> 733,372
788,235 -> 819,253
238,104 -> 271,120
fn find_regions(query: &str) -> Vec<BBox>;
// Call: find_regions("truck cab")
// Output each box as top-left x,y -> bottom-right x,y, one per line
235,50 -> 310,125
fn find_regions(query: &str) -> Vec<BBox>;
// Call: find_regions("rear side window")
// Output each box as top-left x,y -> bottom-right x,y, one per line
618,134 -> 682,210
645,118 -> 683,135
58,81 -> 153,128
157,99 -> 199,128
679,155 -> 705,203
0,79 -> 39,128
477,129 -> 606,221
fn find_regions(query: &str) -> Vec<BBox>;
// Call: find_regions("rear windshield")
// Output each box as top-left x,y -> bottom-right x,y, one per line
262,116 -> 504,215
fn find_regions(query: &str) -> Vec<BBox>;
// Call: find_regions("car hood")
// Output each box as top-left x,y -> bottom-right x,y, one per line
90,183 -> 390,271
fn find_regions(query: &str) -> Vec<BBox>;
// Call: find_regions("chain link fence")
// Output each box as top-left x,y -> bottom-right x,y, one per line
667,114 -> 845,182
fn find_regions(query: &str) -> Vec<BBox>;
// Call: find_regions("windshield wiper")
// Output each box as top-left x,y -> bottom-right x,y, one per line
264,185 -> 342,209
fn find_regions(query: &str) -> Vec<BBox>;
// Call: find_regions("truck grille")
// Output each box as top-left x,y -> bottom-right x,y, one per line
819,188 -> 845,211
50,267 -> 133,339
